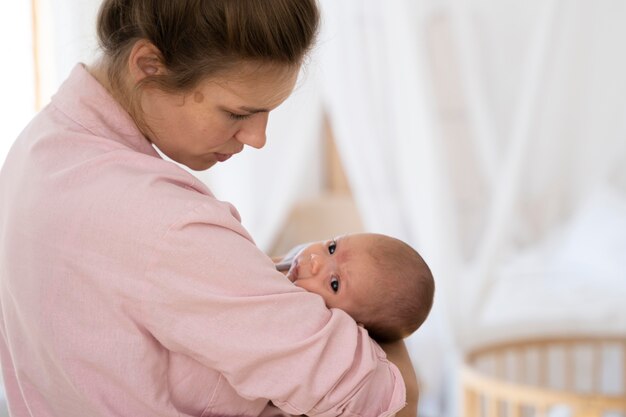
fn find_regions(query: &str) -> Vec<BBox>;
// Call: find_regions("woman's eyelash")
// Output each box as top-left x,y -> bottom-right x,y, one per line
228,112 -> 251,121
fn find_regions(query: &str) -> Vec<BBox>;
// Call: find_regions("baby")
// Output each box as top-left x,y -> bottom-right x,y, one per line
275,233 -> 434,342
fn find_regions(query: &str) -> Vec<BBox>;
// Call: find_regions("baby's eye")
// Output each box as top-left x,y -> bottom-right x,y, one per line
328,240 -> 337,255
330,276 -> 340,293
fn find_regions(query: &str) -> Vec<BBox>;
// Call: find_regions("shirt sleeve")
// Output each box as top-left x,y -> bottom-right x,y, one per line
137,202 -> 406,416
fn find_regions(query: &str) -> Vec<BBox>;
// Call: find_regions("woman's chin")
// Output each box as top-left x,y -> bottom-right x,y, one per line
183,158 -> 218,171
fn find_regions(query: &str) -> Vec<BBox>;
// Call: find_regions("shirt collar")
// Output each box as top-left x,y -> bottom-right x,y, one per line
51,63 -> 160,159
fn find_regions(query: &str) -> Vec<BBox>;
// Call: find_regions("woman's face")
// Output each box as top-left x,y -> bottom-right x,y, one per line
139,63 -> 299,171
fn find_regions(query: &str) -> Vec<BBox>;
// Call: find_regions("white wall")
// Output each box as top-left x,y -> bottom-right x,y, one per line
0,3 -> 36,167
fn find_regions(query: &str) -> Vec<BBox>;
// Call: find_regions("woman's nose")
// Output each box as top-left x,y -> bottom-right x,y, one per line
235,113 -> 268,149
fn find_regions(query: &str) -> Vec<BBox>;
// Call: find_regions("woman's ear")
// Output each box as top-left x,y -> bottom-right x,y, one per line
127,39 -> 165,83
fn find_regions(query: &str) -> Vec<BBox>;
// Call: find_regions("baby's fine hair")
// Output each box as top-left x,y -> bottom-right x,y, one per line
357,234 -> 435,343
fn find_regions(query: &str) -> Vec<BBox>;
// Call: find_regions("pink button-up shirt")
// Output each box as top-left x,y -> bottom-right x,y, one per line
0,65 -> 405,417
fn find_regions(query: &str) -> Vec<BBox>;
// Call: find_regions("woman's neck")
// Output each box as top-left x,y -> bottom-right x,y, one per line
85,60 -> 114,94
85,59 -> 134,118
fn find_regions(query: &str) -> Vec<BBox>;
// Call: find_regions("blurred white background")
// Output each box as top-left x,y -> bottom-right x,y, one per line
1,1 -> 625,416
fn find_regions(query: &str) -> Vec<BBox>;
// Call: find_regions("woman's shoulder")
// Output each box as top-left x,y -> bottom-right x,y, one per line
95,154 -> 244,235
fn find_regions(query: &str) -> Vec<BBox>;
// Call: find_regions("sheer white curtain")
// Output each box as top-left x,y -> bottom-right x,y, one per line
447,0 -> 626,346
0,3 -> 36,167
318,1 -> 458,415
319,1 -> 626,415
32,0 -> 102,105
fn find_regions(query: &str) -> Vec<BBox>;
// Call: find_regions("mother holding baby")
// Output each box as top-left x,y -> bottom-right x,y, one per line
0,1 -> 417,416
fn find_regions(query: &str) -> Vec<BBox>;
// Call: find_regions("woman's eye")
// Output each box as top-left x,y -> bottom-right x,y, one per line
228,112 -> 251,121
328,240 -> 337,255
330,276 -> 340,293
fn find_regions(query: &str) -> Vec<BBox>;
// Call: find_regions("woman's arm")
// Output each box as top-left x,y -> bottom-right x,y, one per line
379,340 -> 419,417
273,245 -> 418,415
144,216 -> 407,415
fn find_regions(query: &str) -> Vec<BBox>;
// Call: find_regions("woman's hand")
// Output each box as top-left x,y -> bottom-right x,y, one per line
378,340 -> 419,417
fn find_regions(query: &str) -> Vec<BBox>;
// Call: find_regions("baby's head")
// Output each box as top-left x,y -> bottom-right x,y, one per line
286,233 -> 434,342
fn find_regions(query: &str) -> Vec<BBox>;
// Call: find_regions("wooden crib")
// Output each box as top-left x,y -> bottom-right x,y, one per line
460,336 -> 626,417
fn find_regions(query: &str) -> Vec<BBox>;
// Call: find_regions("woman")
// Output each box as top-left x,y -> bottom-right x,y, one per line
0,1 -> 418,416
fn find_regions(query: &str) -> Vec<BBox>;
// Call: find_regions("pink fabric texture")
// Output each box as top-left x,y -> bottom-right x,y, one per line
0,65 -> 405,417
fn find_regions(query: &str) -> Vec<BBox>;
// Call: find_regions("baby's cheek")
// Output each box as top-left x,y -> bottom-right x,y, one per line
293,280 -> 308,291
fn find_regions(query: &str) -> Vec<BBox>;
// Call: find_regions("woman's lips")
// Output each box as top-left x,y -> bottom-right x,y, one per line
215,153 -> 233,162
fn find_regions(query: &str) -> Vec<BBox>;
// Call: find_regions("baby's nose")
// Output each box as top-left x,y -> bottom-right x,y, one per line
309,253 -> 336,276
310,253 -> 321,275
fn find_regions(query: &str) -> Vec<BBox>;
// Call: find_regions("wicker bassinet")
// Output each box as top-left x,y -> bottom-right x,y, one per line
460,336 -> 626,417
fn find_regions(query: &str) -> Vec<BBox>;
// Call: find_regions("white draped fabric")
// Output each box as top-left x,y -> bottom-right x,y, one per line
317,2 -> 459,414
0,3 -> 36,167
446,0 -> 626,345
3,1 -> 626,416
317,1 -> 626,415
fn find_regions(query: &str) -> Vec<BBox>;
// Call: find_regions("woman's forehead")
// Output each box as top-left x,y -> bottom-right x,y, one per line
202,62 -> 299,101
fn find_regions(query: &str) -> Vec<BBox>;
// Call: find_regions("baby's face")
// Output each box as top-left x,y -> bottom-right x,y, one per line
286,234 -> 379,316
